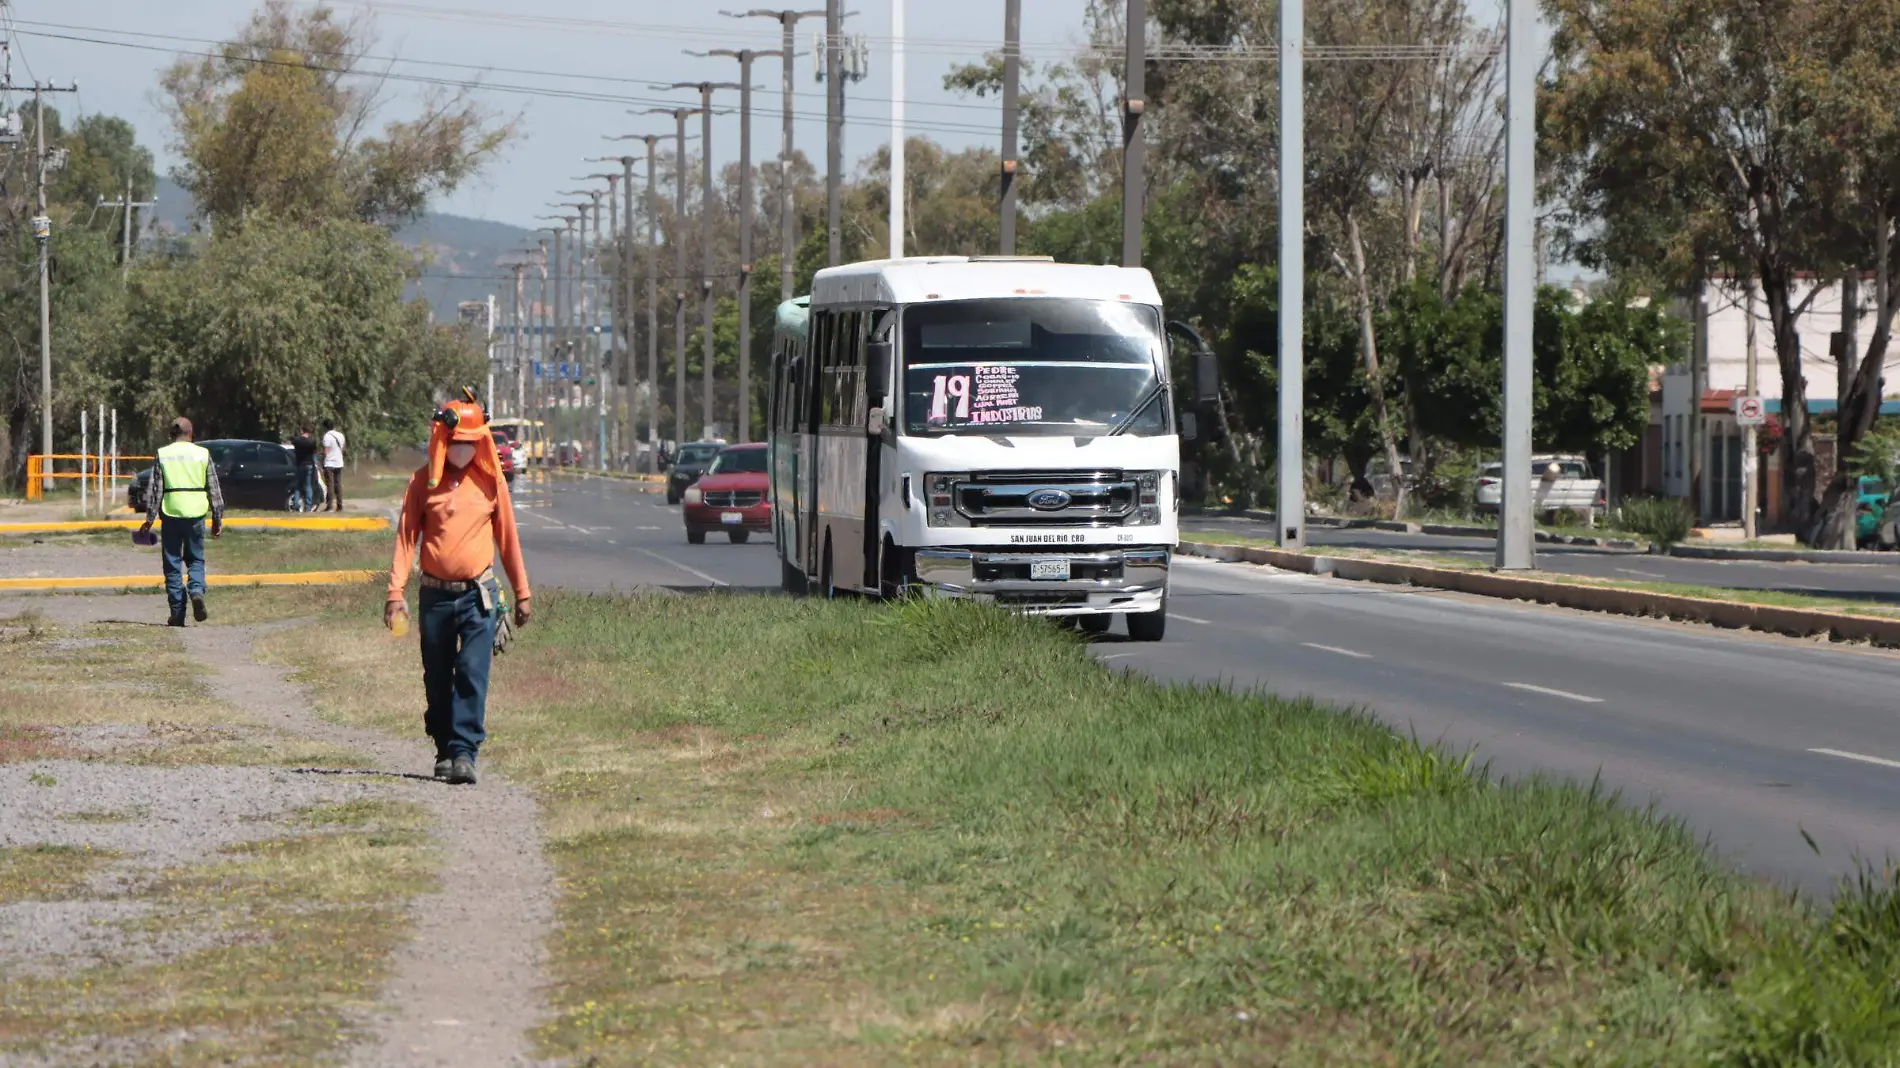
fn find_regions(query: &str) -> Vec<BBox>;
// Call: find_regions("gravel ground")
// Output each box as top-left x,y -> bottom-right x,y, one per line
2,598 -> 557,1066
182,625 -> 556,1068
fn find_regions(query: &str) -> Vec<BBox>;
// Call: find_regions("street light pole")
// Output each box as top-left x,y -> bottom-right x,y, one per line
1277,0 -> 1304,549
659,83 -> 741,440
729,9 -> 827,298
640,107 -> 703,450
1496,0 -> 1538,570
702,48 -> 784,443
1121,0 -> 1147,268
999,0 -> 1022,254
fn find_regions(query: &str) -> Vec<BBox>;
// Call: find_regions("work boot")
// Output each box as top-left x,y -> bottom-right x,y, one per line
191,595 -> 208,623
447,757 -> 478,786
166,617 -> 185,628
433,758 -> 453,780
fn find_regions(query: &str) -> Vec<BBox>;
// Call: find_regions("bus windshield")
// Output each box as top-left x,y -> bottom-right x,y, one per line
902,299 -> 1167,437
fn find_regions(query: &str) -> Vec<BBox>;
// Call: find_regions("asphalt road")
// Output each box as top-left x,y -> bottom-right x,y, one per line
1184,514 -> 1900,608
517,474 -> 1900,898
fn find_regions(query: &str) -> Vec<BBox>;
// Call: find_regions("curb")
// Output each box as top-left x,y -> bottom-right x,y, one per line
0,569 -> 382,592
1180,509 -> 1643,550
1179,540 -> 1900,648
1668,544 -> 1896,565
0,517 -> 391,535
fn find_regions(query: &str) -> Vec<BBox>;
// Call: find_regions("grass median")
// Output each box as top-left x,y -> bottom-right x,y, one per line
261,585 -> 1900,1064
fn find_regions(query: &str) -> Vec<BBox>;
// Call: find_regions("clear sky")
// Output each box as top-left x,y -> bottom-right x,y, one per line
14,0 -> 1099,228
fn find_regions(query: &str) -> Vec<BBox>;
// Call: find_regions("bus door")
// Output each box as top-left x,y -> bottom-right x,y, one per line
864,308 -> 896,593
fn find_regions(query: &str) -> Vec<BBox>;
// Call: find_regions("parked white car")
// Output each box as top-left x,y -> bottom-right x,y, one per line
1475,455 -> 1605,518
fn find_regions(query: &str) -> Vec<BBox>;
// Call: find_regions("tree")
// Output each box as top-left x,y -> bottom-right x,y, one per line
1543,0 -> 1900,546
106,215 -> 482,450
160,0 -> 512,228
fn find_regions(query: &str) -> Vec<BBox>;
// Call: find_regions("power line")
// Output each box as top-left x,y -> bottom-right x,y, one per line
8,17 -> 1006,115
13,25 -> 1013,138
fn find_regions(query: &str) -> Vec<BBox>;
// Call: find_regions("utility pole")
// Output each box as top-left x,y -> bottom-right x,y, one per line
730,10 -> 826,297
640,108 -> 702,449
577,175 -> 624,469
826,0 -> 844,265
999,0 -> 1022,255
560,190 -> 605,468
98,176 -> 156,284
511,260 -> 527,423
594,155 -> 642,469
533,235 -> 553,458
1496,0 -> 1537,570
1121,0 -> 1146,268
1276,0 -> 1303,549
1744,270 -> 1760,541
890,0 -> 905,259
660,82 -> 740,440
26,83 -> 78,488
607,135 -> 672,471
537,215 -> 574,431
701,47 -> 784,443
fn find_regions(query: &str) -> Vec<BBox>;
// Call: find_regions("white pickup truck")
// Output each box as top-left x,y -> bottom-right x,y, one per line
1475,455 -> 1605,520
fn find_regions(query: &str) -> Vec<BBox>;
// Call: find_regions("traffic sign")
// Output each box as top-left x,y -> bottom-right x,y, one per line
1734,395 -> 1765,426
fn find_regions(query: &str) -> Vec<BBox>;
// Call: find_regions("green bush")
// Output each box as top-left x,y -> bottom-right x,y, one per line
1618,496 -> 1696,546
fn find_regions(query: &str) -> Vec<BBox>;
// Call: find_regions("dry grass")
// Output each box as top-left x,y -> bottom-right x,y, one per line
0,800 -> 435,1063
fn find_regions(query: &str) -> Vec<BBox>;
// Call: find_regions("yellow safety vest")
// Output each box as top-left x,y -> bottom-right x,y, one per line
156,440 -> 212,520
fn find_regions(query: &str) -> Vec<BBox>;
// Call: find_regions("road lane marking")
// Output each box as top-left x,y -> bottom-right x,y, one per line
1615,567 -> 1667,579
632,546 -> 729,587
1301,642 -> 1370,659
1173,614 -> 1213,625
1502,682 -> 1604,704
1097,651 -> 1139,661
1809,747 -> 1900,771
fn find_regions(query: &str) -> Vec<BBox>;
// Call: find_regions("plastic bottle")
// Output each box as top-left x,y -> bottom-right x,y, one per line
390,605 -> 410,638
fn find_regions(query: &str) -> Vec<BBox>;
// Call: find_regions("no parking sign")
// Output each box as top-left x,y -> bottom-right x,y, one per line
1734,395 -> 1765,425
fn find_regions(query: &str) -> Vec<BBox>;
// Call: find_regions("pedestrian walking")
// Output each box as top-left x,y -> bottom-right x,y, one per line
385,396 -> 532,785
138,417 -> 224,627
290,424 -> 320,512
320,419 -> 347,511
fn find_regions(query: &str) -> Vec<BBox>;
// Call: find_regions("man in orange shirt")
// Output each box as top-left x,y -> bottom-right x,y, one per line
386,396 -> 533,785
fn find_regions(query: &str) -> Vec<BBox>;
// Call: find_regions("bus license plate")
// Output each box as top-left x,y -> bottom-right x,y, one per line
1030,560 -> 1070,581
721,511 -> 744,525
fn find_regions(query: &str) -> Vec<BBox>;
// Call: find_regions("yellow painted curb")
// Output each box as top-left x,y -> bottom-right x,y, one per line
0,517 -> 390,535
0,569 -> 381,591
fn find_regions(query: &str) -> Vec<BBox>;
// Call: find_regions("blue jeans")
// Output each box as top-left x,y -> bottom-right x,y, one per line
418,580 -> 498,760
160,516 -> 206,623
293,465 -> 319,511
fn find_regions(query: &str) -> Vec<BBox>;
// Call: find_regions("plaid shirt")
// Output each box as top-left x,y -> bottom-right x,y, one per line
146,454 -> 225,524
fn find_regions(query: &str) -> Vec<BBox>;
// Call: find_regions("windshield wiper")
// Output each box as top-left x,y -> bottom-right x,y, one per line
1108,381 -> 1168,437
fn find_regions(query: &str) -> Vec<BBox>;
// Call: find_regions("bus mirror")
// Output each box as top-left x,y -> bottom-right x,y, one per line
1167,320 -> 1220,406
868,406 -> 887,435
866,340 -> 893,402
1180,411 -> 1200,443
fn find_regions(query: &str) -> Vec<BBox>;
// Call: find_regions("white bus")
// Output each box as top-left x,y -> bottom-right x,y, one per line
767,256 -> 1216,641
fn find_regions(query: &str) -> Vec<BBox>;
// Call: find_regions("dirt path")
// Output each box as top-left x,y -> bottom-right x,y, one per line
182,625 -> 556,1067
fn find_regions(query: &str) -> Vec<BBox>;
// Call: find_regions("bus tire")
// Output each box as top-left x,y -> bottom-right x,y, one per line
1125,601 -> 1167,642
781,556 -> 807,595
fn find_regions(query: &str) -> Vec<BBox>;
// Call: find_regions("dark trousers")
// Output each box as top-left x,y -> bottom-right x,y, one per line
160,516 -> 206,623
418,580 -> 497,760
322,466 -> 343,509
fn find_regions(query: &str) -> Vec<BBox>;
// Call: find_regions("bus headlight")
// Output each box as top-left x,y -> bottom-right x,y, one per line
1127,471 -> 1164,525
926,472 -> 967,527
683,486 -> 703,504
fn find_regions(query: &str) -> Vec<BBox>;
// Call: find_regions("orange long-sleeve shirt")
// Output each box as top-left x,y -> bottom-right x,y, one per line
387,466 -> 532,603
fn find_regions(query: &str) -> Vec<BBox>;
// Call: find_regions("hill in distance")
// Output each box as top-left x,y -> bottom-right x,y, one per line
149,177 -> 536,324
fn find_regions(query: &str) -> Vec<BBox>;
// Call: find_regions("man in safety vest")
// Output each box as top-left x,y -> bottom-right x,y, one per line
385,394 -> 532,785
138,417 -> 225,627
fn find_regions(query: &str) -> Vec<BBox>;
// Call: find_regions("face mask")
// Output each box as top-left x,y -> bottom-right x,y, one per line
447,443 -> 477,469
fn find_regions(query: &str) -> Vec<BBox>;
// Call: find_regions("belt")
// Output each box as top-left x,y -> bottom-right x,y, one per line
419,567 -> 495,593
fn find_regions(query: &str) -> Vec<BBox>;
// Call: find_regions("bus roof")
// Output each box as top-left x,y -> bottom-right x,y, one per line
810,257 -> 1161,307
